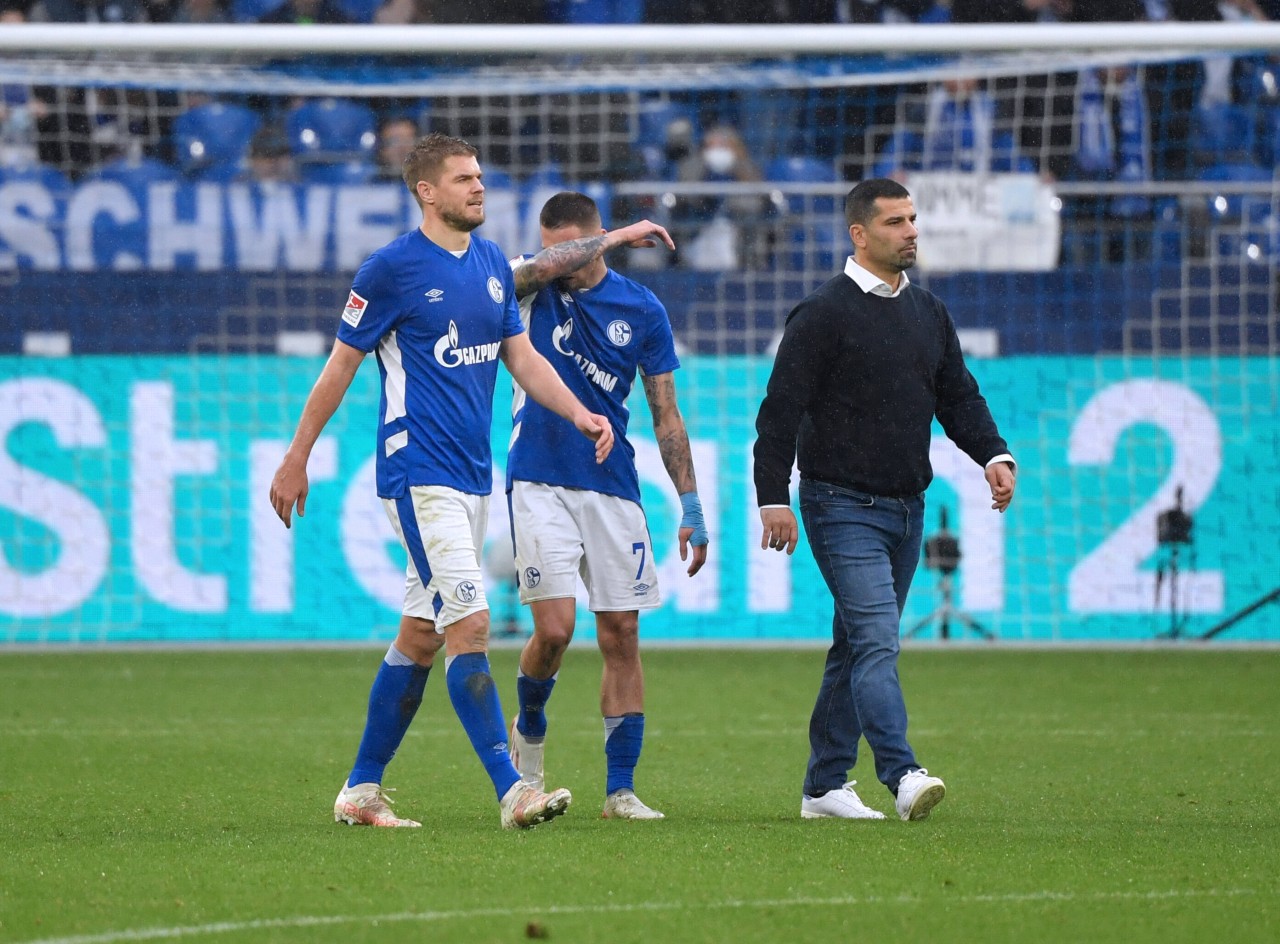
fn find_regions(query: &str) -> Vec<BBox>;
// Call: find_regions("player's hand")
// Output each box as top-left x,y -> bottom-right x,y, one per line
985,461 -> 1016,513
575,411 -> 615,464
607,219 -> 676,251
678,492 -> 709,577
759,507 -> 799,555
269,456 -> 309,528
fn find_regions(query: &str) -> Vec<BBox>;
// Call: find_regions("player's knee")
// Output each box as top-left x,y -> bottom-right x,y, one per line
532,621 -> 574,656
444,610 -> 491,655
396,615 -> 445,665
597,613 -> 640,661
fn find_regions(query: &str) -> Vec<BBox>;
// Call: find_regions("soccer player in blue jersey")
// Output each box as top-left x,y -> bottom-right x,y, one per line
506,191 -> 710,820
268,135 -> 668,831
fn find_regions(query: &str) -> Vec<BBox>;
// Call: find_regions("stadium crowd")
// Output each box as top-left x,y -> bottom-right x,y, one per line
1,0 -> 1279,270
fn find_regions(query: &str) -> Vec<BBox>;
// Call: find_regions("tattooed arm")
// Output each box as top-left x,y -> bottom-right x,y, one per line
512,219 -> 675,299
643,371 -> 708,575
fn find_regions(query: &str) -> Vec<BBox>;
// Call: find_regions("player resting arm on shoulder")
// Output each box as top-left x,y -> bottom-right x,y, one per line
511,218 -> 675,300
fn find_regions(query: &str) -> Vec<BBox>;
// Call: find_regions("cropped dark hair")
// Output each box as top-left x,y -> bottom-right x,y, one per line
539,191 -> 602,231
845,178 -> 911,228
402,132 -> 478,205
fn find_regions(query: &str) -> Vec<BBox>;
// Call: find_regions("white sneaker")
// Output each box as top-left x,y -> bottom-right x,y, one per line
508,717 -> 545,791
602,789 -> 665,820
800,781 -> 886,820
895,768 -> 946,821
500,779 -> 572,829
333,782 -> 421,828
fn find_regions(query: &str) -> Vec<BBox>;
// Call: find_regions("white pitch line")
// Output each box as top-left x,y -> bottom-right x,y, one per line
14,887 -> 1265,944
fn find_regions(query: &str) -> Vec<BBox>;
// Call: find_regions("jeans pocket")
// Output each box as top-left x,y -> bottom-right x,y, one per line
803,480 -> 875,507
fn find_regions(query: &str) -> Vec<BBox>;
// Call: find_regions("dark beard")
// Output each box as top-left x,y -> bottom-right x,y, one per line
442,207 -> 483,232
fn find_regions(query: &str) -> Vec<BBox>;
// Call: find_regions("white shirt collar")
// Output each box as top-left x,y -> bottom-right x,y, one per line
844,255 -> 910,298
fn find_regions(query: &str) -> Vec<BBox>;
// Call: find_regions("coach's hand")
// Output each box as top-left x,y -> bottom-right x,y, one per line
759,506 -> 799,555
986,461 -> 1016,513
576,412 -> 615,464
270,455 -> 309,528
607,219 -> 676,252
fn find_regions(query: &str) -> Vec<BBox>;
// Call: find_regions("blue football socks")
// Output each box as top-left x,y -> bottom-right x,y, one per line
604,713 -> 645,796
515,669 -> 557,739
446,652 -> 520,800
346,644 -> 430,788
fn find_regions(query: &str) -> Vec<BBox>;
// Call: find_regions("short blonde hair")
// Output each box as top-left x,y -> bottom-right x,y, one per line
403,132 -> 478,206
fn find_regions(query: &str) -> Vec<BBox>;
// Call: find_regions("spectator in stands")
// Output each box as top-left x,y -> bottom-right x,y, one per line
375,116 -> 417,181
673,124 -> 769,269
245,125 -> 295,183
258,0 -> 349,22
873,77 -> 1035,178
28,0 -> 145,20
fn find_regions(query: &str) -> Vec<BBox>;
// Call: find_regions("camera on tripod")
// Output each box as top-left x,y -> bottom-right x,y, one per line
1156,486 -> 1193,546
1153,485 -> 1194,638
906,505 -> 993,641
923,507 -> 961,575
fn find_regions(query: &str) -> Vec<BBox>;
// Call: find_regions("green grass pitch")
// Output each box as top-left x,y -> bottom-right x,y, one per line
1,647 -> 1277,943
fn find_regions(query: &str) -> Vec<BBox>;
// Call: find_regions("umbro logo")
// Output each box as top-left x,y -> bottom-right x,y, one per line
425,288 -> 444,302
633,583 -> 651,594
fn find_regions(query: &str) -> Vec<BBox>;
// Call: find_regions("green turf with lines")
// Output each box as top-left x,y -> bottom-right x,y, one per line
2,648 -> 1276,944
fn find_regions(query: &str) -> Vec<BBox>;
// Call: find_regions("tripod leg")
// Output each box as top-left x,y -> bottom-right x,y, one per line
954,610 -> 995,641
905,607 -> 944,640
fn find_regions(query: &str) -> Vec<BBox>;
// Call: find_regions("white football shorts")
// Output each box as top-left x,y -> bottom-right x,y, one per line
510,480 -> 661,612
382,485 -> 489,631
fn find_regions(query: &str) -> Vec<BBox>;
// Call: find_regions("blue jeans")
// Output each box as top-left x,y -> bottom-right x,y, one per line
799,479 -> 925,797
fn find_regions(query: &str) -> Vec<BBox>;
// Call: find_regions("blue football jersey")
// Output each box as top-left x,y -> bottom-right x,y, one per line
337,229 -> 523,498
508,266 -> 680,504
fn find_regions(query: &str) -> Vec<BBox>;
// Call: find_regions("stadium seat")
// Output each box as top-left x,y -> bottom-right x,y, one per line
333,0 -> 380,22
547,0 -> 643,22
766,155 -> 841,272
232,0 -> 285,21
286,98 -> 377,176
173,102 -> 261,182
1194,103 -> 1260,166
1200,162 -> 1274,221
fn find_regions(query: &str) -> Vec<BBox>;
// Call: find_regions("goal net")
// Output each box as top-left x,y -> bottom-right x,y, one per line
2,24 -> 1278,644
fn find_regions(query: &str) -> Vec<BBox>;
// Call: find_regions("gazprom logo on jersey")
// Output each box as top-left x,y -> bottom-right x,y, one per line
551,318 -> 619,393
433,320 -> 500,369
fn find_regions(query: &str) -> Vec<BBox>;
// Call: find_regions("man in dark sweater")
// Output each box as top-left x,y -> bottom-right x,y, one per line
754,178 -> 1016,823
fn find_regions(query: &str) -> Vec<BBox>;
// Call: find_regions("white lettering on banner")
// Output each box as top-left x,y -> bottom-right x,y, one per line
633,439 -> 720,613
745,449 -> 793,614
904,172 -> 1060,272
249,437 -> 338,613
0,181 -> 534,272
0,379 -> 110,617
334,185 -> 404,272
227,183 -> 332,272
65,181 -> 141,271
130,382 -> 227,612
148,182 -> 223,271
0,182 -> 61,270
1067,379 -> 1224,613
340,455 -> 403,611
928,438 -> 1006,612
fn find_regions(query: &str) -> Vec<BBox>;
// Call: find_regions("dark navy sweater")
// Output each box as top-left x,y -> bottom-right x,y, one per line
754,272 -> 1009,504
